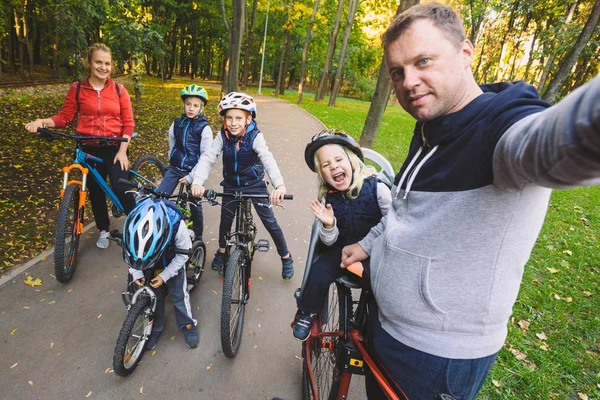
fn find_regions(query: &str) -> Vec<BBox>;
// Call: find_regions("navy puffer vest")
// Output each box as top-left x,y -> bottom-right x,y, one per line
220,121 -> 265,187
326,176 -> 382,247
170,115 -> 210,170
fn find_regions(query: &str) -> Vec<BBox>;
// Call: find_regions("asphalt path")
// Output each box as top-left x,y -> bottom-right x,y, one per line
0,92 -> 368,400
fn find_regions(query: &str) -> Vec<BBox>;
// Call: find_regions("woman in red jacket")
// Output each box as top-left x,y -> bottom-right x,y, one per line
25,43 -> 136,249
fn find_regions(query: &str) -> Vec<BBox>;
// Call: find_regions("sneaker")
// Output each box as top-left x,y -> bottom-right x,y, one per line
281,254 -> 294,280
146,331 -> 160,350
183,324 -> 199,348
212,251 -> 225,273
96,230 -> 110,249
293,310 -> 316,341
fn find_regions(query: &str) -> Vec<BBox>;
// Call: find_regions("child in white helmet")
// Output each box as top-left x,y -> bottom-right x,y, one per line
190,92 -> 294,280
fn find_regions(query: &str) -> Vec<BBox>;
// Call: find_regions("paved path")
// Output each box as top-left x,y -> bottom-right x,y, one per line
0,92 -> 367,399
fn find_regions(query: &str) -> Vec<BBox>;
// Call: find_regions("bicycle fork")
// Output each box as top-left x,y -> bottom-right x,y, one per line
61,164 -> 88,235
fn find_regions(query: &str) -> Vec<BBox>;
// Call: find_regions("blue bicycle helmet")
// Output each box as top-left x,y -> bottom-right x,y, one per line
122,198 -> 173,271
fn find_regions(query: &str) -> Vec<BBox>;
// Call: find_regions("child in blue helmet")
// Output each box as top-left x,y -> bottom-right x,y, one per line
189,92 -> 294,280
124,197 -> 199,349
291,130 -> 392,341
157,84 -> 213,240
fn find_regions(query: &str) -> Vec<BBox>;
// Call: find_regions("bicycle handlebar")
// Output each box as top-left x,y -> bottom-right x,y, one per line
204,189 -> 293,201
118,179 -> 194,203
36,127 -> 128,143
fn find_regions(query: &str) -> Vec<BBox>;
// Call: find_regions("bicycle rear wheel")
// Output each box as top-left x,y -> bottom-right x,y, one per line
130,154 -> 165,187
220,248 -> 247,358
54,184 -> 82,283
187,240 -> 206,293
113,295 -> 152,376
302,281 -> 352,400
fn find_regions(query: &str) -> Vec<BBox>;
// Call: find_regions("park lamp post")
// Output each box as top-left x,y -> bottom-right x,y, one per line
258,0 -> 270,94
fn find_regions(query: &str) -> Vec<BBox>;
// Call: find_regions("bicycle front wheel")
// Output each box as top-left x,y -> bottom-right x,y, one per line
187,240 -> 206,293
130,154 -> 165,187
54,184 -> 82,283
302,281 -> 352,400
220,248 -> 247,358
113,295 -> 152,376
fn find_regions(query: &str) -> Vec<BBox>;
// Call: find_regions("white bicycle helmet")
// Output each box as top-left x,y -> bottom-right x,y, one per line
122,198 -> 173,271
218,92 -> 257,118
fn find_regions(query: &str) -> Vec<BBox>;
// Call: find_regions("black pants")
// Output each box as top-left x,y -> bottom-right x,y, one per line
83,145 -> 136,231
218,181 -> 289,257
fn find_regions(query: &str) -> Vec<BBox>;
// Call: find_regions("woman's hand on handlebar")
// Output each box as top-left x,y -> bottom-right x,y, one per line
25,118 -> 54,133
191,184 -> 205,198
270,185 -> 287,205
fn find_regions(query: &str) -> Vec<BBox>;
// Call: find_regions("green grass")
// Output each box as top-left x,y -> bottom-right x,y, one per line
254,86 -> 600,399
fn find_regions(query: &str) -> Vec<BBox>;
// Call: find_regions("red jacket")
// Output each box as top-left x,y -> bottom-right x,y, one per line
51,77 -> 134,138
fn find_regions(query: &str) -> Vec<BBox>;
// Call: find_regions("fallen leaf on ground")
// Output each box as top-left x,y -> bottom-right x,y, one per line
50,342 -> 54,348
517,320 -> 530,330
563,250 -> 573,256
206,363 -> 212,371
258,324 -> 261,329
255,308 -> 261,312
28,381 -> 33,386
48,301 -> 55,305
583,291 -> 592,297
10,363 -> 18,369
23,306 -> 30,309
259,277 -> 263,281
539,344 -> 550,351
171,336 -> 175,340
212,290 -> 217,295
492,380 -> 501,387
536,332 -> 547,340
97,314 -> 102,319
104,368 -> 110,374
11,328 -> 17,335
85,391 -> 92,398
295,355 -> 302,360
546,267 -> 559,274
24,275 -> 42,287
151,351 -> 156,356
140,387 -> 143,394
248,330 -> 255,337
68,288 -> 74,293
49,274 -> 55,278
578,393 -> 589,400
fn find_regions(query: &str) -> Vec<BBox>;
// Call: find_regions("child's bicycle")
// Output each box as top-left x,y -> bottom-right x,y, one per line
36,128 -> 164,283
111,182 -> 205,376
203,188 -> 293,358
299,149 -> 408,400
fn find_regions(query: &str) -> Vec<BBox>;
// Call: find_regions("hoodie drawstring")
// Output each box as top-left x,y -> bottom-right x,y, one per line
394,144 -> 439,199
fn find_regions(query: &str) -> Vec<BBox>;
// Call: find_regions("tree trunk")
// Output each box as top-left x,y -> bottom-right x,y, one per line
241,0 -> 258,90
468,0 -> 490,45
274,29 -> 288,96
228,0 -> 245,93
220,0 -> 232,92
522,26 -> 540,83
52,10 -> 59,79
542,0 -> 600,102
297,0 -> 320,104
493,0 -> 520,81
506,12 -> 531,81
359,0 -> 420,148
537,1 -> 578,92
179,25 -> 186,77
328,0 -> 359,107
315,0 -> 344,102
279,28 -> 292,95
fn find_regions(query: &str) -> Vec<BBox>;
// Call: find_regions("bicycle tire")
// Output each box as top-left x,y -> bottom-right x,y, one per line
54,184 -> 82,283
302,281 -> 352,400
113,295 -> 152,376
122,273 -> 134,307
187,240 -> 206,293
130,154 -> 165,187
220,248 -> 247,358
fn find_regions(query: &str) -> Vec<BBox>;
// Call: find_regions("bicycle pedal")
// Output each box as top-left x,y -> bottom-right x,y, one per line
256,239 -> 270,252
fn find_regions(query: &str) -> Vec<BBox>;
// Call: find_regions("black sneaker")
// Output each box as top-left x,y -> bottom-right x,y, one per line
281,254 -> 294,280
212,251 -> 225,273
293,310 -> 316,341
145,331 -> 160,350
183,324 -> 199,349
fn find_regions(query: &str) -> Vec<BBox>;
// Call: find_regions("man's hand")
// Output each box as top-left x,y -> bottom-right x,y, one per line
310,200 -> 335,228
179,176 -> 191,184
191,184 -> 205,198
150,275 -> 164,288
341,243 -> 368,268
134,278 -> 145,287
270,185 -> 286,205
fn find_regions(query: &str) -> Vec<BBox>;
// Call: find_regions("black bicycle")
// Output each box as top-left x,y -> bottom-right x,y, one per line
204,189 -> 293,358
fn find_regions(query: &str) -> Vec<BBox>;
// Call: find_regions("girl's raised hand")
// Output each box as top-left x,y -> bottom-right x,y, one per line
311,200 -> 335,228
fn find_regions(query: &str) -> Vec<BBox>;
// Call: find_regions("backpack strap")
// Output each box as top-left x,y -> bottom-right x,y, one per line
115,80 -> 121,98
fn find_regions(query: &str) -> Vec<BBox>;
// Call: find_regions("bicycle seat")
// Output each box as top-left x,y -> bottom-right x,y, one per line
336,273 -> 362,289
